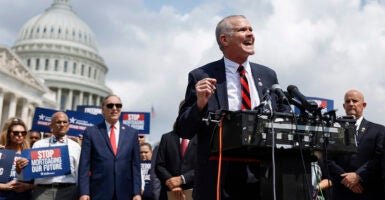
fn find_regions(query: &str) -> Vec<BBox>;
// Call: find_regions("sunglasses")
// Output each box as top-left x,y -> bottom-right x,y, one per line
138,135 -> 144,139
12,131 -> 27,136
106,103 -> 122,109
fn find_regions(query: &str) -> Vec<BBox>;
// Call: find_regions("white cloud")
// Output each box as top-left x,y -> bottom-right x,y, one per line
1,0 -> 385,142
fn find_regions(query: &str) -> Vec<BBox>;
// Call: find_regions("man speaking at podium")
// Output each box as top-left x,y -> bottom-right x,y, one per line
176,15 -> 288,200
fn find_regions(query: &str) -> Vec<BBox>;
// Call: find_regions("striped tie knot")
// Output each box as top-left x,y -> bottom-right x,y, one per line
237,65 -> 246,76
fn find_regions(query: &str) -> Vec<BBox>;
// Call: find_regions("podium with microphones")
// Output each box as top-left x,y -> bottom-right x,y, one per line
206,85 -> 356,200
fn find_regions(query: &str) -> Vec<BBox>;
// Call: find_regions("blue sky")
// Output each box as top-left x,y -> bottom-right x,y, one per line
1,0 -> 385,143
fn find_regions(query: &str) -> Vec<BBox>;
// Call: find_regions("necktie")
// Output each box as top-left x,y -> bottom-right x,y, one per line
53,136 -> 65,143
110,125 -> 117,155
238,65 -> 251,110
181,139 -> 189,157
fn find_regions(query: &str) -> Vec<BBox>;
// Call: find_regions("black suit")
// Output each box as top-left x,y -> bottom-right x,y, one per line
176,58 -> 287,200
155,131 -> 197,200
328,118 -> 385,200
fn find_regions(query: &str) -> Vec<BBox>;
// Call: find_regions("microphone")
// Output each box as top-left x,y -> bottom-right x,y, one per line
287,85 -> 317,113
262,88 -> 272,112
271,84 -> 288,103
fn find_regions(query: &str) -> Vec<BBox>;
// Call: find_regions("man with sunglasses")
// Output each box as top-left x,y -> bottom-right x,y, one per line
78,94 -> 142,200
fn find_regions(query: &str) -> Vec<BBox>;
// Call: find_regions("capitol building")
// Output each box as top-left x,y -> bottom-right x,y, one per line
0,0 -> 111,127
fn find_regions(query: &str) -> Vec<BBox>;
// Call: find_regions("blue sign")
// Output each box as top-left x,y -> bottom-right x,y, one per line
31,107 -> 104,137
121,112 -> 151,134
0,149 -> 16,183
77,105 -> 102,115
21,146 -> 71,179
32,107 -> 151,135
31,107 -> 58,133
66,110 -> 104,136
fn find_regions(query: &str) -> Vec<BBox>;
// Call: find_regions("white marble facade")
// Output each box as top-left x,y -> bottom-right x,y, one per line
0,46 -> 56,127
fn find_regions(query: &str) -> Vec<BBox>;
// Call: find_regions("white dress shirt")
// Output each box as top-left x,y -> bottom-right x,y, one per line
224,57 -> 260,111
105,121 -> 120,148
32,135 -> 81,184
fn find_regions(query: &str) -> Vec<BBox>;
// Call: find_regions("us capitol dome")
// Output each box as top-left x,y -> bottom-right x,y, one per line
0,0 -> 111,126
12,0 -> 112,110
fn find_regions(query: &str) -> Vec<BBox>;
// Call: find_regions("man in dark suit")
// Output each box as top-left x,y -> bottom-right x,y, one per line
155,129 -> 197,200
78,95 -> 142,200
176,15 -> 288,200
328,89 -> 385,200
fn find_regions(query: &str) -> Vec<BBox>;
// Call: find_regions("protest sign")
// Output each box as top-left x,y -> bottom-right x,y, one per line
0,149 -> 16,183
21,146 -> 71,179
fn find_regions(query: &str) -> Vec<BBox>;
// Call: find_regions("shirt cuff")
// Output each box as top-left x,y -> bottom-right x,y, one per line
181,175 -> 186,184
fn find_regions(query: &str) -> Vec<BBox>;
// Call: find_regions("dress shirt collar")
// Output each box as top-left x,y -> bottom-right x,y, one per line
224,56 -> 251,74
51,135 -> 67,144
355,116 -> 364,130
105,120 -> 120,130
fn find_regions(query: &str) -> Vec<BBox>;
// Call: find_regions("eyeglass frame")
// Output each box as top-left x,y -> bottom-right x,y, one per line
11,131 -> 28,136
105,103 -> 123,109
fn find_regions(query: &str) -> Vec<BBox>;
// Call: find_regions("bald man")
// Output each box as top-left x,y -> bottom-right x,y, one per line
19,112 -> 81,200
328,90 -> 385,200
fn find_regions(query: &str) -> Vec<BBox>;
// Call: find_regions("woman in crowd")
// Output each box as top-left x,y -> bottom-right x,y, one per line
0,117 -> 34,200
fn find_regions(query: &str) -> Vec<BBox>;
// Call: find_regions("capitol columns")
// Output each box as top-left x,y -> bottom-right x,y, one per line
8,93 -> 16,120
79,91 -> 84,106
56,87 -> 62,108
95,95 -> 101,105
67,89 -> 73,110
88,93 -> 93,105
20,98 -> 29,122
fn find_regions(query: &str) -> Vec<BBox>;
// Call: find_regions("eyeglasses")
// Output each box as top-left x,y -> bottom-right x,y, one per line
12,131 -> 27,136
106,103 -> 122,109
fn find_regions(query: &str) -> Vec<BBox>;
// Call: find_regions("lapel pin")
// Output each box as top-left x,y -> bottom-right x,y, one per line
361,127 -> 365,133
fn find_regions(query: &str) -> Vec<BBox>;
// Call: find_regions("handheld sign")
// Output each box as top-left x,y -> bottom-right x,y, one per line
66,110 -> 104,136
0,149 -> 16,183
121,112 -> 150,134
21,146 -> 71,179
31,107 -> 58,133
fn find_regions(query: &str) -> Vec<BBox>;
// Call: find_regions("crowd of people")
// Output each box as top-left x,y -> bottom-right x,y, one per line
0,15 -> 385,200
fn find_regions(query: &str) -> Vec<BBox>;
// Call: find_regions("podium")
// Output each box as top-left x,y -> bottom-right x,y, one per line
209,110 -> 356,200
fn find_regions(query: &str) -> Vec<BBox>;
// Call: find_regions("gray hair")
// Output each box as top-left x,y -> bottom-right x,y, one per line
215,15 -> 246,51
101,94 -> 122,107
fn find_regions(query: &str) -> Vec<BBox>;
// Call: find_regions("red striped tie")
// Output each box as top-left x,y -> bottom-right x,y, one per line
238,65 -> 251,110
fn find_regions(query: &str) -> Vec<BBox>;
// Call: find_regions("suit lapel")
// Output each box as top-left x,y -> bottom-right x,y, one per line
116,125 -> 127,157
172,133 -> 182,158
98,123 -> 115,155
250,63 -> 264,100
357,118 -> 368,142
213,59 -> 229,110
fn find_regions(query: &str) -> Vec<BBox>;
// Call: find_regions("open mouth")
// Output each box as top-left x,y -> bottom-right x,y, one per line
243,40 -> 253,46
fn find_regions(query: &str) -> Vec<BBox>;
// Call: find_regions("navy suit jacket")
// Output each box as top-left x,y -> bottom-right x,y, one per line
155,131 -> 197,200
176,58 -> 287,199
78,122 -> 142,200
328,118 -> 385,200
